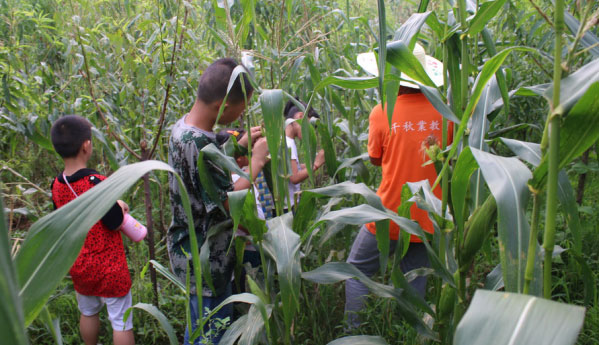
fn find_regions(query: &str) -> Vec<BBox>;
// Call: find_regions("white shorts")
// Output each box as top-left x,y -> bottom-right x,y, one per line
76,291 -> 133,331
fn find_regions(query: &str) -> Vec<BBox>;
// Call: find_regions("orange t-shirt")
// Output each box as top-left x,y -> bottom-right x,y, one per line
366,93 -> 453,242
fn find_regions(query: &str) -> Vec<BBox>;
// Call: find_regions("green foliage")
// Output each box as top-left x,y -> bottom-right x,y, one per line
2,0 -> 599,343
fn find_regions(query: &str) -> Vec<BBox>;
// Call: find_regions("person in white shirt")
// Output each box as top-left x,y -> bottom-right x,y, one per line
283,99 -> 326,212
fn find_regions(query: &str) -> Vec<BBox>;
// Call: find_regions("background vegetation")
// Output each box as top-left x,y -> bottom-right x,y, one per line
1,0 -> 598,344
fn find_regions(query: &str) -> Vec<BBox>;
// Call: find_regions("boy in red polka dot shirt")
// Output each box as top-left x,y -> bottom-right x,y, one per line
50,115 -> 134,345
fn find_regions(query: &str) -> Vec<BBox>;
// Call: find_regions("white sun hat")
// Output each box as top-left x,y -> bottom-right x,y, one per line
356,43 -> 444,88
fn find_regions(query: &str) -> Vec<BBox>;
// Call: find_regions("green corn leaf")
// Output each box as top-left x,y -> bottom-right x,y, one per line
313,76 -> 379,93
260,89 -> 287,215
317,122 -> 339,178
393,12 -> 432,48
0,196 -> 28,344
197,151 -> 226,214
376,0 -> 387,106
481,28 -> 510,117
545,60 -> 599,116
263,213 -> 301,331
451,147 -> 478,238
315,204 -> 454,287
219,314 -> 248,345
386,40 -> 436,87
238,304 -> 270,345
437,46 -> 531,189
300,116 -> 318,185
201,143 -> 249,181
302,262 -> 436,339
501,139 -> 583,253
465,0 -> 508,36
203,292 -> 271,343
332,153 -> 369,180
570,251 -> 597,306
125,303 -> 178,345
375,219 -> 390,276
15,161 -> 196,326
418,84 -> 461,124
454,290 -> 585,345
469,75 -> 503,207
327,335 -> 389,345
228,189 -> 267,243
199,220 -> 233,295
533,82 -> 599,189
470,148 -> 538,294
150,260 -> 187,294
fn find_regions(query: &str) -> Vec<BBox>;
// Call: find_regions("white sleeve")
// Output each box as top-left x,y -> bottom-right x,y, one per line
286,136 -> 299,161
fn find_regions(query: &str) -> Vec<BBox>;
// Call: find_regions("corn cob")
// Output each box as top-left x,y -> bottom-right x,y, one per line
459,195 -> 497,271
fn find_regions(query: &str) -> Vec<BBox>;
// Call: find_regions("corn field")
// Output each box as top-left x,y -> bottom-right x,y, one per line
1,0 -> 599,344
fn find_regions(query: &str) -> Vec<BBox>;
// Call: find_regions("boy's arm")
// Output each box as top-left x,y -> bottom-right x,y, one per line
90,175 -> 125,230
232,137 -> 269,191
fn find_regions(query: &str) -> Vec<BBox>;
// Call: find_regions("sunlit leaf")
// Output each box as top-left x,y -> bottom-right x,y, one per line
454,290 -> 585,345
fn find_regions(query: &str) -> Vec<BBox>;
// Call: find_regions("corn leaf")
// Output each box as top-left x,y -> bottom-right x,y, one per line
313,76 -> 378,93
437,46 -> 531,189
451,147 -> 478,238
315,204 -> 454,287
393,12 -> 432,48
327,335 -> 389,345
376,0 -> 387,107
454,290 -> 585,345
150,260 -> 187,294
470,148 -> 537,294
501,138 -> 583,253
386,40 -> 436,87
15,161 -> 196,326
0,197 -> 28,344
533,82 -> 599,189
545,59 -> 599,116
465,0 -> 508,36
303,262 -> 436,339
418,84 -> 461,124
263,213 -> 301,331
127,303 -> 178,345
201,143 -> 249,181
260,89 -> 287,214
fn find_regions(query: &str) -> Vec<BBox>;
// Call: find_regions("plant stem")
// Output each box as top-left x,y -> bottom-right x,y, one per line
542,0 -> 564,299
523,192 -> 541,294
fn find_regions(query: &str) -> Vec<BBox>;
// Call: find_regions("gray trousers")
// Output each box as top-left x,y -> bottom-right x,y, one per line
345,226 -> 429,328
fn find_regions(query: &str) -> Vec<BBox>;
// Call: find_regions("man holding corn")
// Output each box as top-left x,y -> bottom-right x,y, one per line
345,43 -> 451,328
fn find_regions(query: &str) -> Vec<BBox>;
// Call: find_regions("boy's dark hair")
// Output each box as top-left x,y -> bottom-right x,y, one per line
197,58 -> 253,105
283,97 -> 320,119
51,115 -> 92,158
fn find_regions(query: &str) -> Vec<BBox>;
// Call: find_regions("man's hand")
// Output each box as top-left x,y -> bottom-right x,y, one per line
252,137 -> 270,163
313,149 -> 325,170
238,126 -> 263,148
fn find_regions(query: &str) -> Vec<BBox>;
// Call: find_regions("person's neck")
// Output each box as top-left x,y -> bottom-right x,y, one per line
63,157 -> 88,176
185,100 -> 217,132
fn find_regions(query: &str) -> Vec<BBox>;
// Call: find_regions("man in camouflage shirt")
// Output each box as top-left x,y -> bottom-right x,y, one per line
167,58 -> 268,345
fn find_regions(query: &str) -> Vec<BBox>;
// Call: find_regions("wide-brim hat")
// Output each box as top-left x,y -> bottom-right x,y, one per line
356,43 -> 443,88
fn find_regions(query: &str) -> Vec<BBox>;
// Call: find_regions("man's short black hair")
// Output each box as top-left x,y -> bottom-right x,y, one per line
197,58 -> 253,105
283,97 -> 320,119
51,115 -> 92,158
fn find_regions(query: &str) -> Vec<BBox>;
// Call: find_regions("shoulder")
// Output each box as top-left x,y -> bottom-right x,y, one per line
369,103 -> 385,120
88,174 -> 106,185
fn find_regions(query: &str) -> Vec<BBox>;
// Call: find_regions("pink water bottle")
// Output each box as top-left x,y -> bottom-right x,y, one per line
121,213 -> 147,242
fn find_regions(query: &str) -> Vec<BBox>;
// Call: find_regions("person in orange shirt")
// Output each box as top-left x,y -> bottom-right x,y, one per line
345,44 -> 451,328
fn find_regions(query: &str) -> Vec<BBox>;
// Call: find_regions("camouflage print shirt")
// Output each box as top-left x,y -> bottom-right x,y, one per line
167,115 -> 234,297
